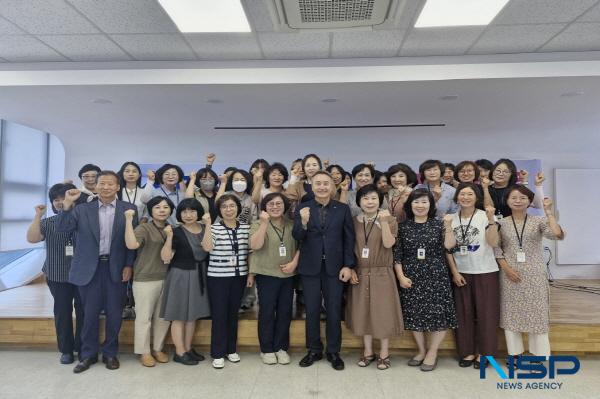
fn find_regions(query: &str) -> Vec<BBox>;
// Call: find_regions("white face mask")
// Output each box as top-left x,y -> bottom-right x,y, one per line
232,180 -> 247,193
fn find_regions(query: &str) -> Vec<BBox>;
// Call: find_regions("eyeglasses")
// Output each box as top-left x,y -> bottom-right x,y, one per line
459,169 -> 474,174
494,169 -> 511,175
81,174 -> 97,179
266,202 -> 284,208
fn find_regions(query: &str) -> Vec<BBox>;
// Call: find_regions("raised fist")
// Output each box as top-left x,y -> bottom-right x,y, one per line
34,205 -> 47,216
300,207 -> 311,225
259,211 -> 270,222
339,180 -> 350,192
163,225 -> 173,237
519,169 -> 529,183
206,153 -> 216,165
443,213 -> 454,225
124,209 -> 136,219
543,198 -> 554,214
219,174 -> 228,184
201,213 -> 212,224
377,209 -> 391,221
146,170 -> 156,182
480,176 -> 490,188
65,189 -> 81,202
535,172 -> 545,187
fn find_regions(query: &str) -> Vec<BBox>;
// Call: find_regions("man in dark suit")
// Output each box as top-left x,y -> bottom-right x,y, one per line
57,170 -> 137,373
292,170 -> 355,370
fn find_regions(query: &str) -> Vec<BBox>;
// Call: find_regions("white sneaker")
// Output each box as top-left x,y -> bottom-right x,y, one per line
275,350 -> 291,365
212,358 -> 225,369
261,352 -> 277,365
226,353 -> 241,363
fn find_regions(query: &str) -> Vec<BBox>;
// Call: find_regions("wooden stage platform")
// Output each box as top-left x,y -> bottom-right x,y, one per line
1,279 -> 599,354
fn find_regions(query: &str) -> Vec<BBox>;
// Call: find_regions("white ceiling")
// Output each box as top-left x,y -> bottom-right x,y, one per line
1,0 -> 600,62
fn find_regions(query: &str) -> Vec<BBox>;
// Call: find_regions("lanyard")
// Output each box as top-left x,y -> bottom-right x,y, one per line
160,185 -> 179,204
151,222 -> 167,242
124,187 -> 138,204
458,210 -> 476,243
491,186 -> 506,215
269,221 -> 286,244
221,221 -> 239,258
388,191 -> 402,214
511,214 -> 528,249
362,211 -> 378,248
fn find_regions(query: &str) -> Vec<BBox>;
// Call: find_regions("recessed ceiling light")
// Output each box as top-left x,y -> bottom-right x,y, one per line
560,91 -> 584,98
92,98 -> 112,104
158,0 -> 251,33
207,99 -> 224,104
415,0 -> 510,28
439,95 -> 459,101
321,98 -> 339,103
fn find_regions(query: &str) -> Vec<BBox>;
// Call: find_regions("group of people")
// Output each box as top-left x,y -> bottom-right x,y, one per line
26,153 -> 564,374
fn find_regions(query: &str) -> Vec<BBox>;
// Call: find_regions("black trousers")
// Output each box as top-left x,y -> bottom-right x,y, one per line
207,275 -> 246,358
301,264 -> 344,354
47,280 -> 84,355
256,275 -> 294,353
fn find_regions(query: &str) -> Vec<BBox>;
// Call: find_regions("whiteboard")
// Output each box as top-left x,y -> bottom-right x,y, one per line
555,169 -> 600,265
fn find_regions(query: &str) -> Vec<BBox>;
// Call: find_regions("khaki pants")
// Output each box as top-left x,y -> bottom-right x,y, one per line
132,280 -> 171,355
504,329 -> 551,357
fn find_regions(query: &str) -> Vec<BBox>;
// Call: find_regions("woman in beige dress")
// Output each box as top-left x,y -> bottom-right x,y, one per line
346,184 -> 403,370
495,185 -> 564,360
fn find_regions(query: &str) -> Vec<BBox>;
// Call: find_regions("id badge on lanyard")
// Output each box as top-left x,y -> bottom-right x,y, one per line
65,245 -> 74,257
459,245 -> 468,255
279,244 -> 287,257
417,248 -> 426,260
361,247 -> 370,259
516,250 -> 526,263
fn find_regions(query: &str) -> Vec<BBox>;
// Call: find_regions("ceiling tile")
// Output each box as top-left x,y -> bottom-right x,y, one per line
258,32 -> 329,59
0,15 -> 24,34
400,27 -> 484,56
540,22 -> 600,52
111,34 -> 196,61
38,34 -> 132,61
332,30 -> 405,58
0,35 -> 66,62
68,0 -> 179,34
185,33 -> 262,60
243,0 -> 275,32
469,24 -> 566,54
578,2 -> 600,22
493,0 -> 598,24
0,0 -> 99,34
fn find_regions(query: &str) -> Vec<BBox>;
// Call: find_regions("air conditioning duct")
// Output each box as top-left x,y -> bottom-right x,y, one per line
270,0 -> 408,31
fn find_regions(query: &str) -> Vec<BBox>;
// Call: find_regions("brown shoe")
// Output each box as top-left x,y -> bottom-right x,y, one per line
153,351 -> 169,363
140,354 -> 156,367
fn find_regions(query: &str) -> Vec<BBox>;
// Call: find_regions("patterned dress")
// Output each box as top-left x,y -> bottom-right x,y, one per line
394,218 -> 457,331
496,216 -> 560,334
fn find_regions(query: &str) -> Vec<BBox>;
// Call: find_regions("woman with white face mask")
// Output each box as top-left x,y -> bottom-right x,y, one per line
185,166 -> 220,223
216,169 -> 255,224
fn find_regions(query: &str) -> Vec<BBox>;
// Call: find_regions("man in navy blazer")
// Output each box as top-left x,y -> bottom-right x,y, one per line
56,170 -> 137,373
292,171 -> 355,370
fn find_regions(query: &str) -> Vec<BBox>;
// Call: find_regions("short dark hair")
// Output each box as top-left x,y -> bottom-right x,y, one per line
194,167 -> 219,190
216,194 -> 242,218
175,198 -> 204,223
264,162 -> 289,189
505,185 -> 535,204
117,162 -> 142,189
97,170 -> 120,184
156,163 -> 184,184
225,169 -> 253,195
492,158 -> 518,186
301,154 -> 322,174
224,166 -> 237,175
250,159 -> 270,174
385,163 -> 418,187
78,163 -> 101,179
49,183 -> 77,214
374,170 -> 386,184
146,196 -> 175,219
475,159 -> 494,171
454,182 -> 484,210
356,184 -> 383,207
326,164 -> 346,178
443,163 -> 455,171
261,192 -> 290,213
404,188 -> 437,220
454,160 -> 480,182
351,163 -> 375,179
419,159 -> 444,182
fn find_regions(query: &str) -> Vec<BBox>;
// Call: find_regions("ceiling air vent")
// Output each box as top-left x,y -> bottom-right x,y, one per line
274,0 -> 393,29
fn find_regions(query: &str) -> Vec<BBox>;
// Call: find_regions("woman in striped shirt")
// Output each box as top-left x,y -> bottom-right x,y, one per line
206,194 -> 252,369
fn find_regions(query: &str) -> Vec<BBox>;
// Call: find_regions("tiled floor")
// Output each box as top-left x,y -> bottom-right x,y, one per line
0,349 -> 598,399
